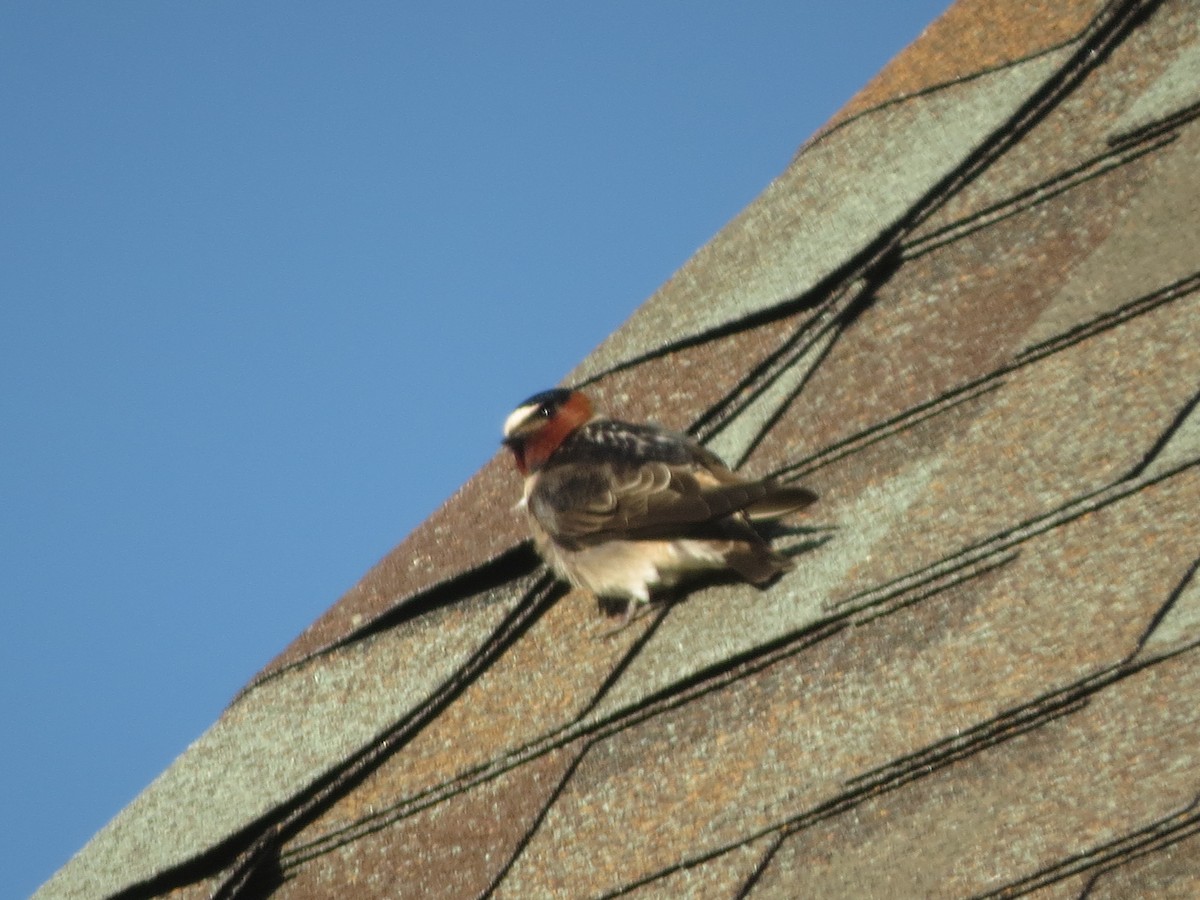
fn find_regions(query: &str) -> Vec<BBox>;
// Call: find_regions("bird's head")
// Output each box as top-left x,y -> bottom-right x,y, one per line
502,388 -> 594,475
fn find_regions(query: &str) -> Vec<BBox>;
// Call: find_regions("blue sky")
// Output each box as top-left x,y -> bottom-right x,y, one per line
1,4 -> 948,895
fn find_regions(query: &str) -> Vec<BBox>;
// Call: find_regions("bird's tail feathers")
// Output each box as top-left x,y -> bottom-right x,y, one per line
744,484 -> 817,520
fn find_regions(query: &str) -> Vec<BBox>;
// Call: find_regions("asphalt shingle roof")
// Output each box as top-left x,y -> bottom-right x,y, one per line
37,0 -> 1200,896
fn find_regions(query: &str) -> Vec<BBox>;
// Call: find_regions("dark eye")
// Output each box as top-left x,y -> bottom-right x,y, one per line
538,405 -> 553,418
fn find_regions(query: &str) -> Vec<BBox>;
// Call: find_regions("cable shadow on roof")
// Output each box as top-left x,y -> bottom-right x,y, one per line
984,793 -> 1200,897
205,572 -> 567,898
595,647 -> 1198,899
238,541 -> 545,697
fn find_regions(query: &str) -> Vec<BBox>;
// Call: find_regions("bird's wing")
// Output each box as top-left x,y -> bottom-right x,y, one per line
530,460 -> 802,547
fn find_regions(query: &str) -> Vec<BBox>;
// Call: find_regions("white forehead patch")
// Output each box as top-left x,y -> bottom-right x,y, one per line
503,403 -> 542,438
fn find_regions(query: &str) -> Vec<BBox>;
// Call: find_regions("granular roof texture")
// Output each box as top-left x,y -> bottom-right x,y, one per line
37,0 -> 1200,897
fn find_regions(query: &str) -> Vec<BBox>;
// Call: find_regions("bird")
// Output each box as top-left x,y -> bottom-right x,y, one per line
501,387 -> 816,626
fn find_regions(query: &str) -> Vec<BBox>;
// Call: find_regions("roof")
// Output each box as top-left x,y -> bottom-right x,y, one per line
38,0 -> 1200,896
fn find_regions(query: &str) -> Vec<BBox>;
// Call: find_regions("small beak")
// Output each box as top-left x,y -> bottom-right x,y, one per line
501,434 -> 528,475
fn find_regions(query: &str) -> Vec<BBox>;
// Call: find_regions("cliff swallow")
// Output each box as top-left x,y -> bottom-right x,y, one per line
502,388 -> 816,626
